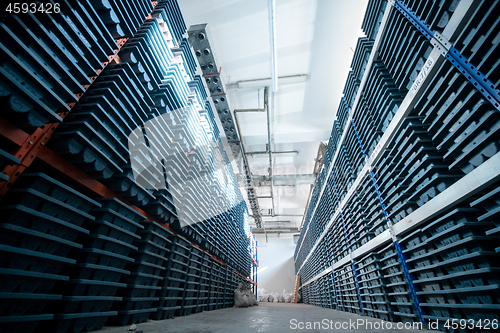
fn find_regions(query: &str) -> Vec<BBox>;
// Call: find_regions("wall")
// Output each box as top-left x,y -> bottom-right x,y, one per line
253,233 -> 297,294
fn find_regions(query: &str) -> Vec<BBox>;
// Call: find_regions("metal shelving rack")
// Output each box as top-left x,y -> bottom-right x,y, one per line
0,1 -> 255,332
295,0 -> 500,328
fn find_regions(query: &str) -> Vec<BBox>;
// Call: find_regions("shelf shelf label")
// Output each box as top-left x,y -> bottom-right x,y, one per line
410,56 -> 434,94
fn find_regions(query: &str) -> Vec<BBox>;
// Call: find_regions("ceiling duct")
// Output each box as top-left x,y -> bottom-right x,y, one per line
187,23 -> 264,228
187,24 -> 241,156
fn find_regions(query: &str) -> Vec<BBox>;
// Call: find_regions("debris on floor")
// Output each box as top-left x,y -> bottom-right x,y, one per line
234,282 -> 258,307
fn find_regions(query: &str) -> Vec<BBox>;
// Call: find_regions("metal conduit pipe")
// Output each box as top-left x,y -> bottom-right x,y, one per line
233,88 -> 268,113
266,87 -> 275,217
246,150 -> 298,155
233,120 -> 262,227
233,88 -> 269,231
268,0 -> 278,92
251,214 -> 305,217
234,87 -> 277,224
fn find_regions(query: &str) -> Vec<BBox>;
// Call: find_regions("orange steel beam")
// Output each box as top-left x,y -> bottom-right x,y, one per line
0,116 -> 29,147
0,117 -> 65,199
234,270 -> 256,285
211,255 -> 227,266
37,146 -> 158,223
249,252 -> 258,267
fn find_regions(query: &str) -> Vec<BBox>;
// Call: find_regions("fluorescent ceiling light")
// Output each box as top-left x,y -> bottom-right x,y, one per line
237,74 -> 308,89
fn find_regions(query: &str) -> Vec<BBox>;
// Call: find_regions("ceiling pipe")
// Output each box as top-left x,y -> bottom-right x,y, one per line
252,174 -> 316,185
253,183 -> 296,187
252,228 -> 299,234
233,117 -> 263,230
233,88 -> 267,113
268,0 -> 277,216
234,88 -> 269,231
235,74 -> 308,89
233,107 -> 266,113
277,193 -> 280,215
264,220 -> 291,223
234,0 -> 279,225
268,0 -> 278,92
250,214 -> 305,217
234,87 -> 277,219
246,150 -> 298,156
267,87 -> 276,217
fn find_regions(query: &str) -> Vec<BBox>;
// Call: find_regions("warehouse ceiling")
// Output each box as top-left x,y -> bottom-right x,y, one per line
178,0 -> 368,231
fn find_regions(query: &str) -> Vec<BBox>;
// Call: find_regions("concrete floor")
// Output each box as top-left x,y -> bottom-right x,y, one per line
100,303 -> 436,333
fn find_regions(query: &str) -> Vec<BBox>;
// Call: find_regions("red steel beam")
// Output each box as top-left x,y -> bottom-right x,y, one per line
37,146 -> 159,224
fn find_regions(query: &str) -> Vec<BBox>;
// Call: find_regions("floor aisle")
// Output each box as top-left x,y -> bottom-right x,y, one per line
99,303 -> 436,332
